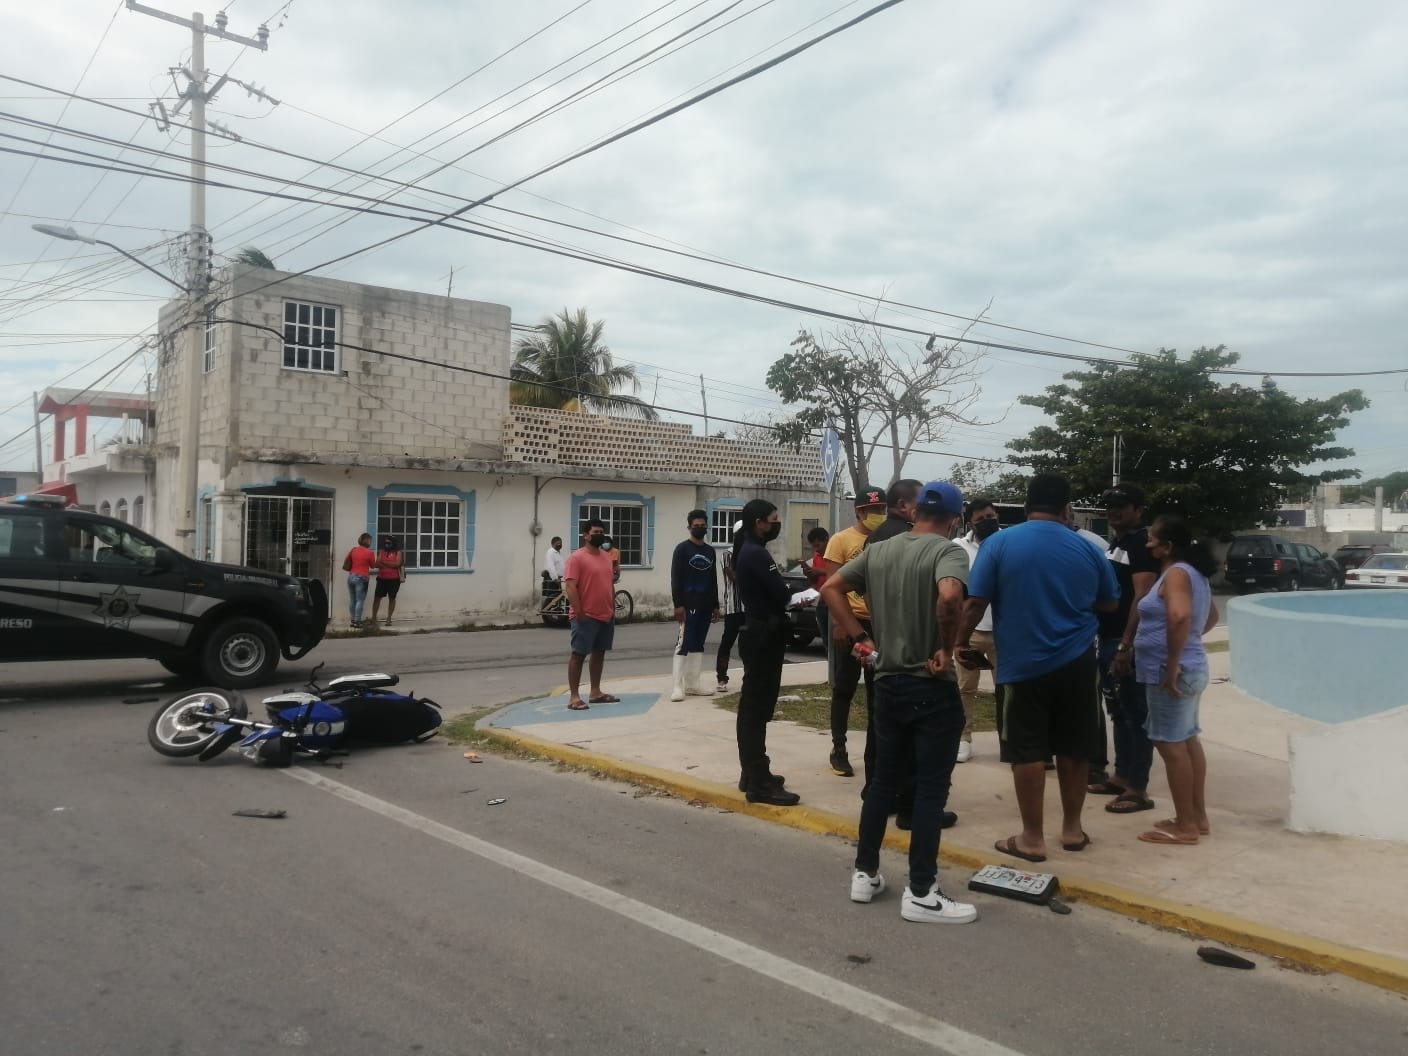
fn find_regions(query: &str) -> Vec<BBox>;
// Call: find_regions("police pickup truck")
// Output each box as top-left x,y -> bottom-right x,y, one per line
0,494 -> 327,688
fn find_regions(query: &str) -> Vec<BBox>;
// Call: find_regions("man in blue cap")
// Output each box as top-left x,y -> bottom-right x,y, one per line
821,480 -> 977,924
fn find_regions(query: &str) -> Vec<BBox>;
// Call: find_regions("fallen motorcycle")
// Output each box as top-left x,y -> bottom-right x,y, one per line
147,665 -> 441,766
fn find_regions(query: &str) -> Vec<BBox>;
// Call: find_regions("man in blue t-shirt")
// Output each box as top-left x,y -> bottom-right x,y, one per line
958,473 -> 1119,864
669,509 -> 721,701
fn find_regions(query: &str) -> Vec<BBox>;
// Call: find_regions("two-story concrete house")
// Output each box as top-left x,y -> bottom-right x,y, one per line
146,264 -> 829,627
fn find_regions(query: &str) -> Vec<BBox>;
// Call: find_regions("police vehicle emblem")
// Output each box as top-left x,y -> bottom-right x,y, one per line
94,585 -> 141,630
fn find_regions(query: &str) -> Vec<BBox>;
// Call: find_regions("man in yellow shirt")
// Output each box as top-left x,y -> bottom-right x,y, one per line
822,485 -> 889,779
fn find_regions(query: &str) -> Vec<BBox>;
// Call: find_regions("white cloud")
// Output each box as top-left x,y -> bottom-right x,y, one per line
0,0 -> 1404,482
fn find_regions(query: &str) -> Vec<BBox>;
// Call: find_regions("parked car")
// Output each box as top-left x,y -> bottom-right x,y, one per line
781,563 -> 822,648
1331,543 -> 1395,571
1344,553 -> 1408,589
1223,534 -> 1342,592
0,493 -> 328,687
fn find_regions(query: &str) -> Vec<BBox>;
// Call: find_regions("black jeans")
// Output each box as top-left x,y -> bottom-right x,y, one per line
715,612 -> 744,681
1098,637 -> 1153,789
854,674 -> 965,896
737,615 -> 788,782
830,616 -> 874,752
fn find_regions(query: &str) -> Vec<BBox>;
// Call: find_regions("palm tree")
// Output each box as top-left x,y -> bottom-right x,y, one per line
511,308 -> 658,420
234,247 -> 276,268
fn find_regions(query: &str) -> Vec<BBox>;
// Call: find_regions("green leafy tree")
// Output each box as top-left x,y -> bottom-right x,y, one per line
1342,471 -> 1408,508
948,459 -> 1030,504
765,306 -> 988,494
1006,346 -> 1368,535
510,308 -> 658,420
234,247 -> 276,268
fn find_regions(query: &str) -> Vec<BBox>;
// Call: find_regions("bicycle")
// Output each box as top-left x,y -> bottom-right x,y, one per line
538,574 -> 633,626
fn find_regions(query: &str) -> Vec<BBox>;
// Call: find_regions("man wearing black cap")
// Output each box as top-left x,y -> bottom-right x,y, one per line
820,484 -> 889,779
1090,484 -> 1160,814
822,480 -> 977,924
958,472 -> 1119,863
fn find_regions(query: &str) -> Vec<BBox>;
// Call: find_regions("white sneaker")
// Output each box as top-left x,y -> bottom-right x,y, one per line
849,870 -> 886,903
901,884 -> 978,924
956,740 -> 972,763
670,685 -> 685,702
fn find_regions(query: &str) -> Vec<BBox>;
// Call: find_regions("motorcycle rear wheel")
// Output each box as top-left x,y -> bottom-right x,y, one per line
148,688 -> 248,758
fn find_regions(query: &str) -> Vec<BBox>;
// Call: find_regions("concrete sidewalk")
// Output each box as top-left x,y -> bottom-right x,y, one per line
476,630 -> 1408,993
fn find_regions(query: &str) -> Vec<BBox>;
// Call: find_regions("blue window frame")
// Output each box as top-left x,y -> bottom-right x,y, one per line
367,484 -> 476,572
571,491 -> 655,567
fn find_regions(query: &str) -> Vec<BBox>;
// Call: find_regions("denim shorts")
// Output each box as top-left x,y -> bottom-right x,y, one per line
569,616 -> 615,656
1143,666 -> 1210,743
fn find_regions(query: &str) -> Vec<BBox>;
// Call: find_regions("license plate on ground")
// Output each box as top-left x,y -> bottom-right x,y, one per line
968,865 -> 1059,904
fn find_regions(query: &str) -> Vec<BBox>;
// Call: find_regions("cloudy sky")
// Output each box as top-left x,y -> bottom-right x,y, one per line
1,0 -> 1404,488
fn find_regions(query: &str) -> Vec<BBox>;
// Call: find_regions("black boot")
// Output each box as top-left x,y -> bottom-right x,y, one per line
743,760 -> 799,806
737,770 -> 787,792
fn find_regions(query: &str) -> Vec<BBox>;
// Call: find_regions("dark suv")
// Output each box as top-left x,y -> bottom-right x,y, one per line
0,495 -> 327,687
1223,534 -> 1343,592
1331,543 -> 1394,571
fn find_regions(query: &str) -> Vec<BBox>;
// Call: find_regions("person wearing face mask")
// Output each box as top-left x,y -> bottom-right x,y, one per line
863,478 -> 924,546
669,509 -> 721,701
820,485 -> 889,780
732,498 -> 801,806
563,519 -> 620,711
955,499 -> 1002,762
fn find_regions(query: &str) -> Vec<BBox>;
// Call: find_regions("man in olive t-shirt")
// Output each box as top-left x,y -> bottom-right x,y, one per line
821,481 -> 978,924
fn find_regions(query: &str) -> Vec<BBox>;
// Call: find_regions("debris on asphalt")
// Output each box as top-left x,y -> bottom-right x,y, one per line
1047,897 -> 1072,915
463,751 -> 483,762
459,788 -> 479,794
1197,946 -> 1256,970
487,797 -> 507,806
777,694 -> 801,702
846,954 -> 872,965
232,808 -> 287,819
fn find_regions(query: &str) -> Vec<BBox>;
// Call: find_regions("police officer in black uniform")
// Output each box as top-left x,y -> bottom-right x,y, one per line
732,498 -> 800,806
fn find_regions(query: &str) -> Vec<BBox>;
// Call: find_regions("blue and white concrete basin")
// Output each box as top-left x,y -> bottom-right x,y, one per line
1227,591 -> 1408,842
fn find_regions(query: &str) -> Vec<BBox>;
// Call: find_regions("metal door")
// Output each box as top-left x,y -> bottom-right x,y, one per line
244,495 -> 333,585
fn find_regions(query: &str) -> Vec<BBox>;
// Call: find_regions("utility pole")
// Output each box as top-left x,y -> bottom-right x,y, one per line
699,373 -> 709,436
1111,432 -> 1122,486
125,2 -> 268,554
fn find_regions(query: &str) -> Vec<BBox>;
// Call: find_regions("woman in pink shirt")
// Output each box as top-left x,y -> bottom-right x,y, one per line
341,532 -> 376,627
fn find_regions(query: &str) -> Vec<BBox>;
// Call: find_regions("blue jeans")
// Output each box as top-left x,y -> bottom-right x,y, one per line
1099,636 -> 1153,790
854,674 -> 965,896
347,574 -> 369,623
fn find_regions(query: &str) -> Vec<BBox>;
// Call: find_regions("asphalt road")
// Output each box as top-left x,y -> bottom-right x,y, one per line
3,625 -> 1405,1056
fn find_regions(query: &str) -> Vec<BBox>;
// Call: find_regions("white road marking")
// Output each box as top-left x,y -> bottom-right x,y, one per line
285,769 -> 1029,1056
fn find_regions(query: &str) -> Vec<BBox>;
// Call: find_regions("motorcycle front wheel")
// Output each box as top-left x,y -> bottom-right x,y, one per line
148,688 -> 248,758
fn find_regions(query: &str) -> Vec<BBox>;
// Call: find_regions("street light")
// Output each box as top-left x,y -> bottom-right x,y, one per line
32,223 -> 188,293
32,222 -> 203,557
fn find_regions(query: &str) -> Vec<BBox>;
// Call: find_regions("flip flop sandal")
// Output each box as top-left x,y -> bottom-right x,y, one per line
567,700 -> 590,710
589,693 -> 621,703
1087,780 -> 1126,795
994,836 -> 1047,863
1062,832 -> 1091,852
1106,792 -> 1155,814
1156,817 -> 1211,835
1138,828 -> 1198,845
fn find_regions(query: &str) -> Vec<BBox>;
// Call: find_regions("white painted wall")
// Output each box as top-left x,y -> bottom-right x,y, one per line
1288,705 -> 1408,842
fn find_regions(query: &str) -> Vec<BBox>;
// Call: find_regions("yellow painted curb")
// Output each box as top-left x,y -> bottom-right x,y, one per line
476,724 -> 1408,996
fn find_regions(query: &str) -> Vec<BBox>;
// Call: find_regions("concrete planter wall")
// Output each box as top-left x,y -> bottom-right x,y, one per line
1228,591 -> 1408,842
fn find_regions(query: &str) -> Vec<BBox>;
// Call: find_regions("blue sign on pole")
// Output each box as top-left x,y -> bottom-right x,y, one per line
820,428 -> 842,490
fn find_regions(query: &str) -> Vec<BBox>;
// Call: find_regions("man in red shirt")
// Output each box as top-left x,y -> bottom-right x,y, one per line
563,518 -> 620,710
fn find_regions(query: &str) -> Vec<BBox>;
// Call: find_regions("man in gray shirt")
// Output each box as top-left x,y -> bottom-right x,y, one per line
821,480 -> 977,925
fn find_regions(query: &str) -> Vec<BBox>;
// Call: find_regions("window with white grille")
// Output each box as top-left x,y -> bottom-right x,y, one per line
578,503 -> 644,566
378,497 -> 463,569
709,506 -> 742,546
282,300 -> 339,373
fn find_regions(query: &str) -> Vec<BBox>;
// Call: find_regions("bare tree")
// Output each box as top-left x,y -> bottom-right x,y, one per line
766,299 -> 992,492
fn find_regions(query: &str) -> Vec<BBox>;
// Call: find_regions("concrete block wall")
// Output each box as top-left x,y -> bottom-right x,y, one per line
155,267 -> 512,462
505,407 -> 822,485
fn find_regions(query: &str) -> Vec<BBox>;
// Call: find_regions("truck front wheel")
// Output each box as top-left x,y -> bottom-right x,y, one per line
201,617 -> 279,688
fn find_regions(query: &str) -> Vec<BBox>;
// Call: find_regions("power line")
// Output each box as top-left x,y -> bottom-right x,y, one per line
221,0 -> 915,309
6,135 -> 1405,382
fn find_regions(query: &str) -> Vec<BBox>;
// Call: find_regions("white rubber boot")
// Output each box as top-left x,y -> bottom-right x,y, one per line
685,652 -> 714,696
670,654 -> 686,701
